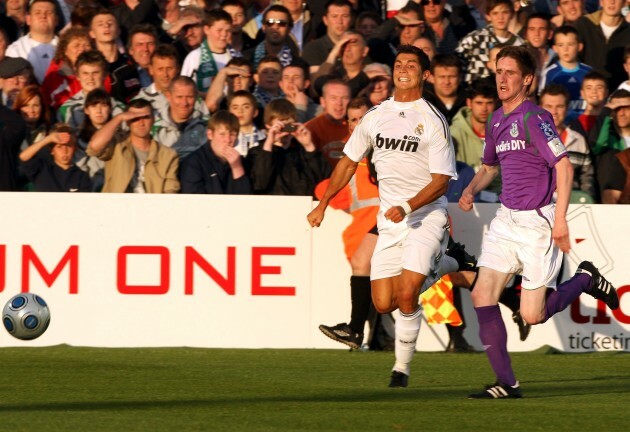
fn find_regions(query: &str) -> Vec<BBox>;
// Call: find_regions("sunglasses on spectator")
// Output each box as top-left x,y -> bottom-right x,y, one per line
421,0 -> 441,4
264,19 -> 289,28
399,23 -> 423,29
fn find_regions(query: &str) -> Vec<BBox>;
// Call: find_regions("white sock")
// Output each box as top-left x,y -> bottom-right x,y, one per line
393,306 -> 422,376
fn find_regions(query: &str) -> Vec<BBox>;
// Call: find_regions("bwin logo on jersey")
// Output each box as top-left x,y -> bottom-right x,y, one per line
375,133 -> 419,152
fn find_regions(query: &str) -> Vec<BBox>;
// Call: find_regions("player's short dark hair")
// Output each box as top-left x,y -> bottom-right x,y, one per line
127,98 -> 153,111
75,50 -> 107,72
609,88 -> 630,100
127,23 -> 158,51
228,89 -> 257,108
496,45 -> 537,78
486,0 -> 514,14
553,25 -> 581,45
525,12 -> 550,30
151,44 -> 180,65
430,54 -> 461,73
466,78 -> 498,100
208,110 -> 240,132
90,9 -> 116,28
204,9 -> 232,27
396,45 -> 430,72
85,88 -> 111,107
257,55 -> 282,72
283,58 -> 311,82
540,84 -> 571,105
582,70 -> 608,87
356,11 -> 382,28
263,5 -> 293,28
325,0 -> 353,15
264,99 -> 297,125
221,0 -> 246,11
347,96 -> 372,111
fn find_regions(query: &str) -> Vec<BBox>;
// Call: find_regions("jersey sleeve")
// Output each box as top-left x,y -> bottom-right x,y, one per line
481,115 -> 499,165
343,110 -> 373,162
427,115 -> 458,180
526,110 -> 567,167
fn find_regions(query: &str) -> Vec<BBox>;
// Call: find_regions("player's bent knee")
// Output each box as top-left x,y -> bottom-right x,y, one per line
396,290 -> 419,313
520,309 -> 544,325
373,298 -> 396,314
470,286 -> 490,307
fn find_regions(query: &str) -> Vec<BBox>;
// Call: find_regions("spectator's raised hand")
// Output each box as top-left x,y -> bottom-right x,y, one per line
291,123 -> 315,152
50,132 -> 72,145
265,119 -> 292,145
281,81 -> 308,106
221,145 -> 243,167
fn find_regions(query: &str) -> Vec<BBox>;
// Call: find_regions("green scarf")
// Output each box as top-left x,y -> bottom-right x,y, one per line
196,39 -> 219,93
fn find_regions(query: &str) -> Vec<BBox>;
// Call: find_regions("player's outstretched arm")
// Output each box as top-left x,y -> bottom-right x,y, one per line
458,164 -> 499,211
307,155 -> 359,227
552,157 -> 574,253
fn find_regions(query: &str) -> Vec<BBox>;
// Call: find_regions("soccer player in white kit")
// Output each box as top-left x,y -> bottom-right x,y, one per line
308,45 -> 459,387
459,46 -> 619,399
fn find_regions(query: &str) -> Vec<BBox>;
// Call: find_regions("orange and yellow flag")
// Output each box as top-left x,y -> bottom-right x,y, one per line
420,274 -> 462,326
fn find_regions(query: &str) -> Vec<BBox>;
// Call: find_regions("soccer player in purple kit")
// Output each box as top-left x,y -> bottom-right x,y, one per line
459,46 -> 620,399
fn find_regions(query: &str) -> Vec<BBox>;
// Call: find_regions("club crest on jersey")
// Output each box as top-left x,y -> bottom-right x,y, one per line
415,123 -> 424,136
510,122 -> 519,137
538,121 -> 556,140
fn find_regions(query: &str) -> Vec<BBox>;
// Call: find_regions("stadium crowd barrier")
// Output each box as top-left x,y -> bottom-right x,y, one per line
0,193 -> 628,352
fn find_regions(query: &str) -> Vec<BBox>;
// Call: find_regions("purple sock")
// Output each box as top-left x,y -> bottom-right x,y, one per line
543,273 -> 591,322
475,305 -> 516,386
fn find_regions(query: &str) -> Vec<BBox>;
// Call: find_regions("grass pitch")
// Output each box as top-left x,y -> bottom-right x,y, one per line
0,346 -> 627,431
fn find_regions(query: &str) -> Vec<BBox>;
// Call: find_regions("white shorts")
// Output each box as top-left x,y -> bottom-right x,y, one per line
478,203 -> 563,289
371,207 -> 449,281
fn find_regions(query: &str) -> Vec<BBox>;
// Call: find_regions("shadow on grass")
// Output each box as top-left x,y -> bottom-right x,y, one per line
2,378 -> 630,412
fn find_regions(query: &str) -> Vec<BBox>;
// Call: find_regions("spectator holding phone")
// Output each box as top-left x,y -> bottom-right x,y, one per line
246,98 -> 330,196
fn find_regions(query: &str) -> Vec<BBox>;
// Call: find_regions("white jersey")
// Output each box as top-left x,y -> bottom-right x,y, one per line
6,34 -> 58,84
344,97 -> 457,217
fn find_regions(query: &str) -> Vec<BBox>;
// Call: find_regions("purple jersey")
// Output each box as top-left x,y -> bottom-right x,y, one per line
483,100 -> 567,210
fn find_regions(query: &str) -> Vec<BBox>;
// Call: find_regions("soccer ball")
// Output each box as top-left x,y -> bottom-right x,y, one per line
2,293 -> 51,340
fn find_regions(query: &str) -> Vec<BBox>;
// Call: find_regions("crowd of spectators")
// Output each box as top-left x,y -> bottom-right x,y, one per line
0,0 -> 628,203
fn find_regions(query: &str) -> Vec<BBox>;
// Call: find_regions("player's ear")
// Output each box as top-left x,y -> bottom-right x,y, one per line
524,74 -> 534,86
423,70 -> 431,82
